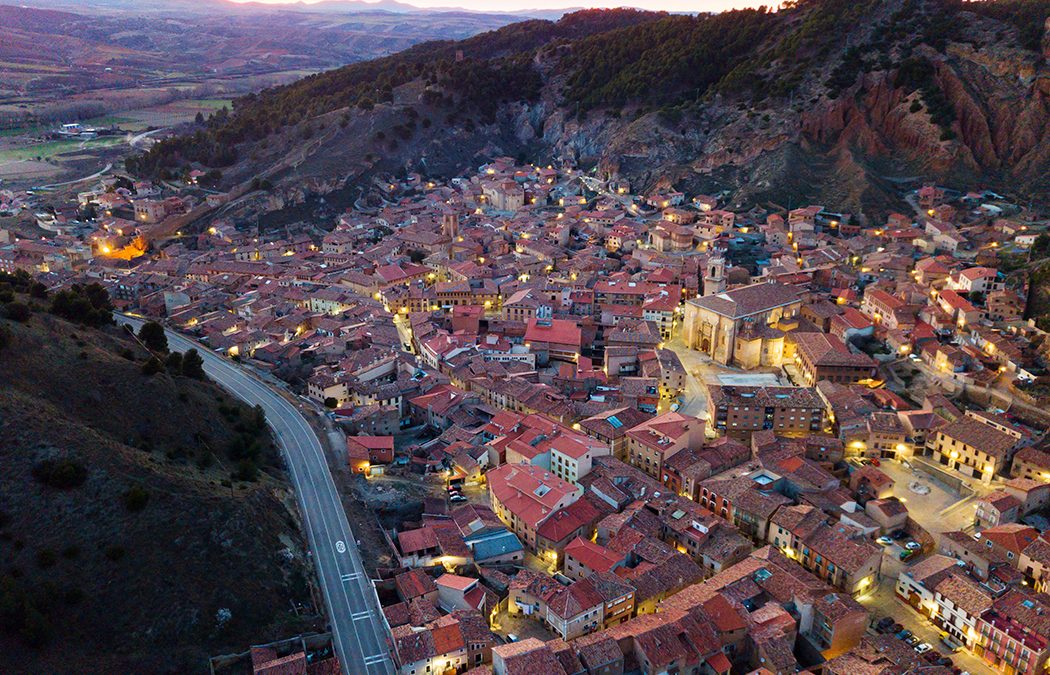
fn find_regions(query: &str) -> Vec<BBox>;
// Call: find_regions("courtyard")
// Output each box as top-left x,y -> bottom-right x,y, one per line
664,331 -> 792,430
876,458 -> 981,540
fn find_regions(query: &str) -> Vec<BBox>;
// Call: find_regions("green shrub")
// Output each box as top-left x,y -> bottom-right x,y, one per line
141,356 -> 164,376
138,321 -> 168,353
181,349 -> 206,380
32,459 -> 87,490
104,546 -> 126,562
4,302 -> 31,322
165,351 -> 183,373
122,486 -> 150,512
34,549 -> 57,569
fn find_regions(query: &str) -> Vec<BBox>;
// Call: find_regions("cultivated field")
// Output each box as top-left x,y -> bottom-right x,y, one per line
83,98 -> 234,133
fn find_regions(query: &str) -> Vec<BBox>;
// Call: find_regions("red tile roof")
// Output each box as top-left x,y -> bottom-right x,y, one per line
564,536 -> 622,573
487,464 -> 581,530
524,317 -> 582,348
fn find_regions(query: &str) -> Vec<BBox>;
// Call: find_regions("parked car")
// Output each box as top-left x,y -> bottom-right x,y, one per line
507,634 -> 519,643
896,629 -> 913,641
900,549 -> 918,561
915,643 -> 933,654
906,541 -> 923,551
940,633 -> 964,652
876,617 -> 895,629
450,495 -> 468,503
905,635 -> 921,647
877,536 -> 894,545
892,530 -> 909,540
870,458 -> 881,466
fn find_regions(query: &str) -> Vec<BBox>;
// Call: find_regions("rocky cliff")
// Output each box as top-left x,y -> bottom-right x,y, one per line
137,1 -> 1050,218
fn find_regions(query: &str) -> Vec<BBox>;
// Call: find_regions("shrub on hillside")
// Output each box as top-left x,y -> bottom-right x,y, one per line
181,349 -> 206,380
31,459 -> 87,490
49,284 -> 113,327
138,321 -> 168,353
141,356 -> 164,376
3,302 -> 31,322
165,351 -> 183,372
122,486 -> 150,512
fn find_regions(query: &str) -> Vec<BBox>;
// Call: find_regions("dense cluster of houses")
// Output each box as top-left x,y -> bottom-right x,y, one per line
13,157 -> 1050,675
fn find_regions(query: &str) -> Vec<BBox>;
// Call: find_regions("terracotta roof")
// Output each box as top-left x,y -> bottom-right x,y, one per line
792,331 -> 876,369
492,638 -> 565,675
395,568 -> 437,600
981,524 -> 1039,554
487,464 -> 580,530
398,527 -> 439,556
524,317 -> 582,348
436,573 -> 477,592
979,491 -> 1021,513
935,417 -> 1017,460
536,494 -> 605,542
687,281 -> 801,319
934,573 -> 993,617
1014,446 -> 1050,471
565,536 -> 623,573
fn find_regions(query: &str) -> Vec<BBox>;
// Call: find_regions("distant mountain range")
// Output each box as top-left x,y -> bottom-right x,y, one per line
0,1 -> 524,116
132,0 -> 1050,216
15,0 -> 579,20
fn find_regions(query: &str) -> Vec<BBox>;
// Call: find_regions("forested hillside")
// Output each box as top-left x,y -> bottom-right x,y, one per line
127,0 -> 1050,215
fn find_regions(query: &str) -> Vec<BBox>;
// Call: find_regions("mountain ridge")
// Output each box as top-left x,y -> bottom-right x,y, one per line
129,0 -> 1050,217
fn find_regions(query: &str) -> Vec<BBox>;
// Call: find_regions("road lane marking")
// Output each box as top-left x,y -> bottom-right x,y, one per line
335,540 -> 346,553
149,325 -> 390,674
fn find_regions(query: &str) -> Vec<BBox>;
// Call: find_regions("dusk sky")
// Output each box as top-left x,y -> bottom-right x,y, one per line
229,0 -> 773,15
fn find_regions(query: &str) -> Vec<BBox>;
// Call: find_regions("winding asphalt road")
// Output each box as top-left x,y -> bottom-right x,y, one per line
119,317 -> 393,675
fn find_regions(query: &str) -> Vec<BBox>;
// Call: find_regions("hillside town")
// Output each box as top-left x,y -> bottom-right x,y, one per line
5,158 -> 1050,675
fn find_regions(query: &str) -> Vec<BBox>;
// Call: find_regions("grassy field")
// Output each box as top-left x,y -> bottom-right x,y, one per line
0,137 -> 123,162
0,60 -> 67,72
186,98 -> 233,110
92,98 -> 234,132
0,125 -> 45,138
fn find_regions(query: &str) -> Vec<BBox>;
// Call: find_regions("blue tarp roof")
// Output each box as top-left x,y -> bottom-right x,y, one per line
467,530 -> 523,561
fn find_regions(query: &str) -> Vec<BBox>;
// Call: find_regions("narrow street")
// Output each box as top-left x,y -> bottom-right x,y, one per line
859,569 -> 993,675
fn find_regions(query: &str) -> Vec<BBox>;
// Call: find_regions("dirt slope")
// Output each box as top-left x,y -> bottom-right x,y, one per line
0,307 -> 317,673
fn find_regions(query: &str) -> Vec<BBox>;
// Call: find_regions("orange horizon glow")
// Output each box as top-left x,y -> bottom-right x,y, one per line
226,0 -> 773,15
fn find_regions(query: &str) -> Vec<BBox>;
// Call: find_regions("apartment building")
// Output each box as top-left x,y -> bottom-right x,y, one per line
928,415 -> 1019,484
707,384 -> 825,439
487,464 -> 582,553
790,331 -> 877,386
623,412 -> 705,480
976,591 -> 1050,675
